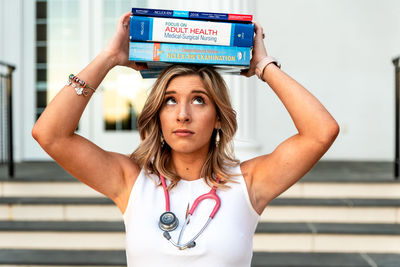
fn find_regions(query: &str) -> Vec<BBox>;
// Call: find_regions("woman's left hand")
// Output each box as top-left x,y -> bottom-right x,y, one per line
241,21 -> 268,77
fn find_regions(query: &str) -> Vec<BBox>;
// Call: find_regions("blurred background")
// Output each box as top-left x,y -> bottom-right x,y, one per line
0,0 -> 399,266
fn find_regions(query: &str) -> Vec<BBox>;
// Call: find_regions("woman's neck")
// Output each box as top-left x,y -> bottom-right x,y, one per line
170,151 -> 208,181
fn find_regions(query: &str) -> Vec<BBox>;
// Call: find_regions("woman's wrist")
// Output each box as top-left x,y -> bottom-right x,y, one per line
256,56 -> 281,82
99,49 -> 119,70
75,50 -> 116,91
261,62 -> 280,83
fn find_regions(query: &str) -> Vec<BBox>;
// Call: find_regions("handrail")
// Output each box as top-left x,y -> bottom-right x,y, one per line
394,56 -> 399,179
0,60 -> 15,178
0,61 -> 16,70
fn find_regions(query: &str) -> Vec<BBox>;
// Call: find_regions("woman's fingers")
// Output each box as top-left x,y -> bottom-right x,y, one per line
241,21 -> 268,78
253,21 -> 266,47
126,61 -> 148,71
253,21 -> 265,41
254,21 -> 262,34
117,12 -> 132,32
134,62 -> 148,70
119,12 -> 132,25
240,54 -> 256,77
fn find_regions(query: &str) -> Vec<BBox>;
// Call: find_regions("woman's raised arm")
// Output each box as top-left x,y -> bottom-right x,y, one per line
32,12 -> 146,213
241,22 -> 340,215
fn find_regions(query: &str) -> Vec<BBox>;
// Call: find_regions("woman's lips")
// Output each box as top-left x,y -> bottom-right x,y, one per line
173,129 -> 194,137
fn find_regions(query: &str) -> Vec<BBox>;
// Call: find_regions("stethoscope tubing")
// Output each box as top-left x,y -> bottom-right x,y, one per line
177,215 -> 213,247
189,187 -> 220,218
160,174 -> 171,211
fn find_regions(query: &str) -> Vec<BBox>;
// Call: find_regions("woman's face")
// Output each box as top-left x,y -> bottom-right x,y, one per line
159,74 -> 220,155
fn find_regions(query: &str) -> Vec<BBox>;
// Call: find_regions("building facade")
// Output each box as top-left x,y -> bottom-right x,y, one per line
1,0 -> 399,162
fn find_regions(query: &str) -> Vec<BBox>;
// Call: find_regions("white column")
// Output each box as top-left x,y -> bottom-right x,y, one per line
180,0 -> 260,161
22,0 -> 37,160
1,0 -> 26,161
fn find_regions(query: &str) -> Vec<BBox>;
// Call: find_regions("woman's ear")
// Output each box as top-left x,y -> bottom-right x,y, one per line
214,117 -> 221,129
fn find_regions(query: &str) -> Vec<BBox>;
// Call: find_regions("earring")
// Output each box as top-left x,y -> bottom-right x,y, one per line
160,134 -> 165,147
215,128 -> 220,147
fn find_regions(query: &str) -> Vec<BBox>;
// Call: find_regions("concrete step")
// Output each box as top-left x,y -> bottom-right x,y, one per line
253,222 -> 400,253
1,162 -> 397,265
264,198 -> 400,224
1,180 -> 399,198
1,197 -> 399,223
0,249 -> 126,266
1,250 -> 399,267
281,182 -> 400,199
1,221 -> 399,253
0,181 -> 102,197
252,252 -> 400,267
0,197 -> 121,221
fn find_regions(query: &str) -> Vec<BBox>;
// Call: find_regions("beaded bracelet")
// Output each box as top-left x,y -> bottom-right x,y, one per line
66,74 -> 96,96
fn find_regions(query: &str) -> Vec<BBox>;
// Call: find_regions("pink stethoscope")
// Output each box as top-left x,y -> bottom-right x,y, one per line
158,174 -> 221,250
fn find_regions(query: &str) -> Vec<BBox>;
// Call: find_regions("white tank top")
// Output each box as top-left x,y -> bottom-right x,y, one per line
123,164 -> 260,267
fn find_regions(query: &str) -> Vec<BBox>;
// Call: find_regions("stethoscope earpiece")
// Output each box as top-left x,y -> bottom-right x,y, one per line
163,231 -> 171,240
187,241 -> 196,248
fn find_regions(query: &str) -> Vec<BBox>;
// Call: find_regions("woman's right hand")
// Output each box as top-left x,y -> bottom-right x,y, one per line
102,12 -> 147,70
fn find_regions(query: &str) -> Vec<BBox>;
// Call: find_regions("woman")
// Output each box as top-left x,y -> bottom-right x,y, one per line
32,12 -> 339,267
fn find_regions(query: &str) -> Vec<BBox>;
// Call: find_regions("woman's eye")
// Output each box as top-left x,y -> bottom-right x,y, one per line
165,97 -> 177,105
193,96 -> 205,105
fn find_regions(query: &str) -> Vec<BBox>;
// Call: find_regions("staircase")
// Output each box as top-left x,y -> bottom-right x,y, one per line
1,161 -> 399,267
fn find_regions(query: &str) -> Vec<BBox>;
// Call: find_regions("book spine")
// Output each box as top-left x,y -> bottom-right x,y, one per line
140,65 -> 245,79
129,16 -> 254,47
131,8 -> 252,22
139,54 -> 248,79
129,42 -> 250,66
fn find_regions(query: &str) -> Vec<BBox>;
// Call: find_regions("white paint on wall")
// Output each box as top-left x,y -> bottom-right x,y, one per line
255,0 -> 400,160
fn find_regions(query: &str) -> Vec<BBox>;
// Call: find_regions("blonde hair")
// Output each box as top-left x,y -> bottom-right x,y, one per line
130,65 -> 239,189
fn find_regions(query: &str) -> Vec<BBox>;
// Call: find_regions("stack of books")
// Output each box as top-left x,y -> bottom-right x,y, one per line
128,7 -> 254,78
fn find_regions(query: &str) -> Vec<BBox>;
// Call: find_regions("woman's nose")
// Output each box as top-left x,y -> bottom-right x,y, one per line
177,104 -> 191,123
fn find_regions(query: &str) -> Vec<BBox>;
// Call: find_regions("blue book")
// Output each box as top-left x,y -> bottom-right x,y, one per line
130,16 -> 254,47
129,42 -> 251,66
132,7 -> 253,23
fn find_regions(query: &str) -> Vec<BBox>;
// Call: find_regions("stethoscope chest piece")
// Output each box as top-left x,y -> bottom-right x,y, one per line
159,211 -> 179,232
